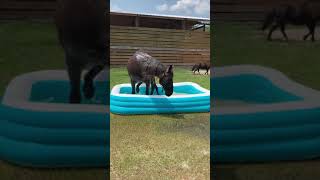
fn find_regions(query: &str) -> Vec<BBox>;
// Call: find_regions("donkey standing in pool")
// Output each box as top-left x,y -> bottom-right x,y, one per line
127,51 -> 174,96
55,0 -> 108,103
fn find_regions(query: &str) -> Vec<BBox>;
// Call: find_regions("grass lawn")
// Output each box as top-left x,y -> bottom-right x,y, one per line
0,21 -> 107,180
213,22 -> 320,180
110,67 -> 210,179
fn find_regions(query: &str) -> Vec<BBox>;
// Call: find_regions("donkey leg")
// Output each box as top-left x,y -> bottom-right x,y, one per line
154,80 -> 160,95
280,24 -> 288,41
83,65 -> 104,99
303,32 -> 311,40
67,64 -> 82,104
135,81 -> 143,93
304,26 -> 312,40
267,24 -> 278,41
310,23 -> 316,42
155,85 -> 159,95
145,80 -> 150,95
150,82 -> 155,95
131,78 -> 136,94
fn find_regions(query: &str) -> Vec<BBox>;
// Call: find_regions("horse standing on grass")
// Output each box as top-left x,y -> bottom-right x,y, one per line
127,51 -> 174,96
262,1 -> 320,41
55,0 -> 108,103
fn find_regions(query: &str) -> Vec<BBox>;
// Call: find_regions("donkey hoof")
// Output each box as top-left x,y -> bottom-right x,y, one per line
83,84 -> 95,99
69,93 -> 81,104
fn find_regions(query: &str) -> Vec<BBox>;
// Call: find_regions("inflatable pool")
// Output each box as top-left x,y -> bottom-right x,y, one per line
110,82 -> 210,115
0,70 -> 109,167
212,65 -> 320,162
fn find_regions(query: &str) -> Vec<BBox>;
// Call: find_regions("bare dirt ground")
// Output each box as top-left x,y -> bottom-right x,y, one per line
214,160 -> 320,180
262,27 -> 320,41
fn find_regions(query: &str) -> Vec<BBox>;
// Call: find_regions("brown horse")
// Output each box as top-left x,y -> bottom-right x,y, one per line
55,0 -> 108,103
262,1 -> 320,41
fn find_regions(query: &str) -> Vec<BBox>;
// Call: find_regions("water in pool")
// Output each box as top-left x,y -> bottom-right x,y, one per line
30,81 -> 108,105
119,84 -> 205,95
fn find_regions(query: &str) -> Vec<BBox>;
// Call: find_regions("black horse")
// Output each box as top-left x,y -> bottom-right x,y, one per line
192,63 -> 210,75
262,1 -> 320,41
127,51 -> 174,96
55,0 -> 108,103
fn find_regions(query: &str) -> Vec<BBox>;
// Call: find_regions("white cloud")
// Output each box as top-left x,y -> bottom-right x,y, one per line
156,0 -> 209,16
156,4 -> 169,12
111,4 -> 123,12
194,0 -> 210,15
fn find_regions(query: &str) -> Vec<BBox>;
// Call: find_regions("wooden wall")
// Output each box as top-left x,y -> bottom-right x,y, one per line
0,0 -> 56,19
110,25 -> 210,66
213,0 -> 306,21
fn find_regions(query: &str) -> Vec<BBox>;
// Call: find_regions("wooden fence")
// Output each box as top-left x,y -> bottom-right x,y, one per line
0,0 -> 56,19
110,26 -> 210,66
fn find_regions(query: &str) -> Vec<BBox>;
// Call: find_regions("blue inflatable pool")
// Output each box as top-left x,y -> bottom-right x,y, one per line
212,65 -> 320,162
1,70 -> 109,167
110,82 -> 210,115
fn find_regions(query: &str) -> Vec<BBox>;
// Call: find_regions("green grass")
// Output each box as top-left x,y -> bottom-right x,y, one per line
110,67 -> 210,179
0,21 -> 107,180
213,22 -> 320,90
213,22 -> 320,180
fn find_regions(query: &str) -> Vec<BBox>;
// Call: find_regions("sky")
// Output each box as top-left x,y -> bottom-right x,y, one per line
110,0 -> 210,19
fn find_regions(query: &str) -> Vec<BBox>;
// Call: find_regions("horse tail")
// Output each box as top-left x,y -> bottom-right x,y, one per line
262,9 -> 275,31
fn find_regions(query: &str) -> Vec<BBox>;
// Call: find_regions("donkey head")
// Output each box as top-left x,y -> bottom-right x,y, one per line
159,65 -> 174,97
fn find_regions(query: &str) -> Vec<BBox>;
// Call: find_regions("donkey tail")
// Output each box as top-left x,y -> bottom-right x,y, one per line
262,9 -> 275,31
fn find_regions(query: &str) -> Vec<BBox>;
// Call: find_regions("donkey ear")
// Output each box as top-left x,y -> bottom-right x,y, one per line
166,65 -> 174,73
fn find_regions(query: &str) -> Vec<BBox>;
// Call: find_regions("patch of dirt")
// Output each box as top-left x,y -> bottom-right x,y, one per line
262,28 -> 320,41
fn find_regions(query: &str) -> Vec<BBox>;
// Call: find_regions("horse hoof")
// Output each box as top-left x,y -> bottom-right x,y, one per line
83,84 -> 95,99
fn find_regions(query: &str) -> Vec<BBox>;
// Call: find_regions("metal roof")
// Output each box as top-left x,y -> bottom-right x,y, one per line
110,11 -> 210,22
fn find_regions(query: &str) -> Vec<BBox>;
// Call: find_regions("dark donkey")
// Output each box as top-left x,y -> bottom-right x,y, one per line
127,51 -> 174,96
192,63 -> 210,75
55,0 -> 108,103
262,1 -> 320,41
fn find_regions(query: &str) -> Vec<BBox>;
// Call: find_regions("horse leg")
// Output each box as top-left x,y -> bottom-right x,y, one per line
83,65 -> 104,99
280,24 -> 288,41
66,62 -> 82,103
267,24 -> 278,41
130,78 -> 136,94
135,81 -> 143,94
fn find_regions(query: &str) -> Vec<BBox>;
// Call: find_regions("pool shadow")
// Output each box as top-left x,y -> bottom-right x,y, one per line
158,113 -> 186,119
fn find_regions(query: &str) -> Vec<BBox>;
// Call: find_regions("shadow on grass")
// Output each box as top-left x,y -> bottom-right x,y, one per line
158,113 -> 186,119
